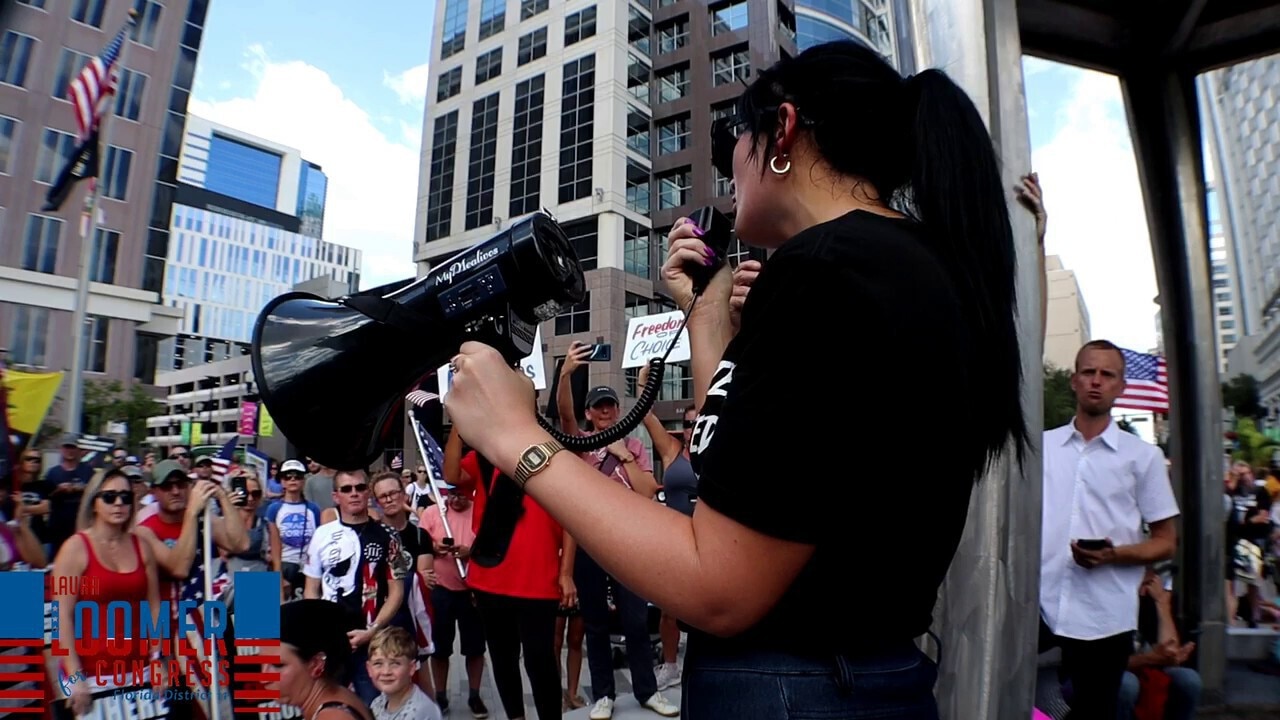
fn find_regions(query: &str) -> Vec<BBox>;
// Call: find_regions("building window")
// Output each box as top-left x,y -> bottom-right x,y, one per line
518,27 -> 548,65
437,67 -> 462,101
555,292 -> 592,335
113,69 -> 147,121
711,101 -> 736,122
476,48 -> 502,85
1218,305 -> 1232,316
205,133 -> 281,208
710,0 -> 748,35
657,116 -> 689,155
713,167 -> 731,197
778,3 -> 796,43
1223,333 -> 1237,344
626,160 -> 650,216
478,0 -> 505,40
658,169 -> 691,210
624,221 -> 650,278
521,0 -> 549,20
71,0 -> 106,28
1221,319 -> 1236,329
629,6 -> 651,56
656,66 -> 688,103
712,46 -> 750,86
510,75 -> 545,217
563,218 -> 598,271
90,228 -> 120,283
559,54 -> 595,203
626,106 -> 650,157
10,306 -> 51,367
625,292 -> 651,320
0,32 -> 37,88
440,0 -> 468,58
660,362 -> 693,400
658,18 -> 689,54
102,145 -> 134,200
425,111 -> 459,242
627,54 -> 650,103
465,93 -> 500,230
131,0 -> 163,47
21,214 -> 63,274
17,0 -> 48,7
0,116 -> 16,174
82,315 -> 109,373
53,48 -> 92,100
565,7 -> 597,46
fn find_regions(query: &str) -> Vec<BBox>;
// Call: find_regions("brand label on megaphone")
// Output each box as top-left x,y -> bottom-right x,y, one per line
439,247 -> 501,285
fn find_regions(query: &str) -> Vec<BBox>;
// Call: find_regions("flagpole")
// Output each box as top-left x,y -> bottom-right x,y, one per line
64,9 -> 137,434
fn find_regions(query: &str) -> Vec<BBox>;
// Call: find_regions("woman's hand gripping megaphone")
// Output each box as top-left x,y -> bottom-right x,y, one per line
445,342 -> 541,464
662,217 -> 733,314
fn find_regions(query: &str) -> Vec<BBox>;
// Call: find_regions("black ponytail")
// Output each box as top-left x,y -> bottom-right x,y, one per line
907,69 -> 1029,473
738,41 -> 1028,479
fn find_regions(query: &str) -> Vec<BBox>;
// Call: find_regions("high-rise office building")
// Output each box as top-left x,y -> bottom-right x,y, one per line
156,115 -> 359,372
0,0 -> 209,394
1206,184 -> 1241,374
414,0 -> 909,446
1043,255 -> 1091,372
1202,56 -> 1280,420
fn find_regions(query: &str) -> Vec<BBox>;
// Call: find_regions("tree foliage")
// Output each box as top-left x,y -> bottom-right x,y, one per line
1230,417 -> 1278,468
1222,374 -> 1264,419
1044,364 -> 1077,430
83,380 -> 163,449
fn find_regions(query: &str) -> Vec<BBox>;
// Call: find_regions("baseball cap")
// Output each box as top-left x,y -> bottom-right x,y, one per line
281,459 -> 307,475
59,433 -> 79,447
125,455 -> 139,464
121,465 -> 144,480
194,455 -> 214,466
150,460 -> 188,486
585,386 -> 619,407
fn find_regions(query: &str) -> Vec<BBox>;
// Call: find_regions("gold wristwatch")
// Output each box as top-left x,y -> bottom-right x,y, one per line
512,440 -> 566,488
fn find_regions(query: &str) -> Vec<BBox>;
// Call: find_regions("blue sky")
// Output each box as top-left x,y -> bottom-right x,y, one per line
187,2 -> 1159,352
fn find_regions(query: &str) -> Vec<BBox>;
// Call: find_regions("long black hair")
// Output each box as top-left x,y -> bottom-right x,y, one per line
736,40 -> 1028,477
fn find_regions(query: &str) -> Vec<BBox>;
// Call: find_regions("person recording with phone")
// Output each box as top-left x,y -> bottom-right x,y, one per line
1040,340 -> 1180,720
443,39 -> 1028,718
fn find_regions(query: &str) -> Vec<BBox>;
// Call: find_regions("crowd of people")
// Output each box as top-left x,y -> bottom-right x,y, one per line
1,37 -> 1278,720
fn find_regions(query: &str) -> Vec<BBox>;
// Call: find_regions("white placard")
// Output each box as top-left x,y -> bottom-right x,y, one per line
438,327 -> 547,404
622,310 -> 690,369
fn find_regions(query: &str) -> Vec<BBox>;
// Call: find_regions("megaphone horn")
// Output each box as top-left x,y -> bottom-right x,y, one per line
251,213 -> 586,471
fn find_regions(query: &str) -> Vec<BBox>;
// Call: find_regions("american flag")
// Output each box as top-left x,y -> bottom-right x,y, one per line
179,521 -> 231,720
1116,348 -> 1169,413
390,452 -> 403,470
406,389 -> 440,408
209,437 -> 238,484
68,24 -> 128,143
413,413 -> 447,487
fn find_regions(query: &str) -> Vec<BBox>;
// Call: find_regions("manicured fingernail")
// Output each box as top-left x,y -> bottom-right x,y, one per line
693,226 -> 705,237
704,258 -> 715,266
704,247 -> 715,258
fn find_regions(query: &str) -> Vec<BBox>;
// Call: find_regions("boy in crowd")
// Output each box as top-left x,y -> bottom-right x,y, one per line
367,627 -> 443,720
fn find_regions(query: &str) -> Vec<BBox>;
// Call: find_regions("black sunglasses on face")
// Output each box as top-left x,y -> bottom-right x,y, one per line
98,490 -> 134,505
710,105 -> 817,179
171,452 -> 190,458
246,490 -> 263,500
281,472 -> 304,480
337,483 -> 368,494
22,456 -> 40,463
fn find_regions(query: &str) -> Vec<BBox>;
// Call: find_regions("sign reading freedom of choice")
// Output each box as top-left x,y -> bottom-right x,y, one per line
622,310 -> 691,369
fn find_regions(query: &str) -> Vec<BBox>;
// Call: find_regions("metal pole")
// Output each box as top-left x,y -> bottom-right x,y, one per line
202,504 -> 222,720
408,413 -> 466,578
65,9 -> 138,434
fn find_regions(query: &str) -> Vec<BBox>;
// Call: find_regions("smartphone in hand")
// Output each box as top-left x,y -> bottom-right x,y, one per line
1076,538 -> 1112,551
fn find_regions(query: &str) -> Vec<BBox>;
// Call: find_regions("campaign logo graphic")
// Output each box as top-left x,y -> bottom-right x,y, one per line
0,570 -> 283,718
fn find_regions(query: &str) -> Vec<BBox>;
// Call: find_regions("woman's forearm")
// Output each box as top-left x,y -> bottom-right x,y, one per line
687,304 -> 733,411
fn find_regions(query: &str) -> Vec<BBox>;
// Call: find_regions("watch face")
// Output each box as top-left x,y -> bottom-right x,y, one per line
525,448 -> 546,466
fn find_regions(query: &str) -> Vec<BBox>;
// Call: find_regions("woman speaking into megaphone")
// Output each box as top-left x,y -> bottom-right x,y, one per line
444,39 -> 1028,719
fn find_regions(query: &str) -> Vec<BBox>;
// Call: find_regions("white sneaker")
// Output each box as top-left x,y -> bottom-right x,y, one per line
642,692 -> 679,717
589,697 -> 614,720
654,662 -> 681,690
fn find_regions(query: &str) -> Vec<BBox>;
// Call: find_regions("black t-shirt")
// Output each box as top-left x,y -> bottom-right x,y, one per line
18,477 -> 51,543
42,463 -> 93,548
690,210 -> 976,655
396,522 -> 432,563
305,519 -> 410,627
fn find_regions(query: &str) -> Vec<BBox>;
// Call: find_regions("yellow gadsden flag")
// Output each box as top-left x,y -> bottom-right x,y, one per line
4,369 -> 64,434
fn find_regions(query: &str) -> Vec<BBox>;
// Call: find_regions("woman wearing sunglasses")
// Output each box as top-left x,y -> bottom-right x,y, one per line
445,40 -> 1028,718
51,468 -> 162,717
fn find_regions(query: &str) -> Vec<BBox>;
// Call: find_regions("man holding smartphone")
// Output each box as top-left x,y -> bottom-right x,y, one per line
1040,340 -> 1181,720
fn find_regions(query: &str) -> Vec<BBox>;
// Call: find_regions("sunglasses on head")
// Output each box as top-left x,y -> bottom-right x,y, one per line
337,483 -> 368,495
98,490 -> 134,505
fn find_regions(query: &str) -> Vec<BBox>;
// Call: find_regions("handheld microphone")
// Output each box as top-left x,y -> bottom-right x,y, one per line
685,207 -> 733,294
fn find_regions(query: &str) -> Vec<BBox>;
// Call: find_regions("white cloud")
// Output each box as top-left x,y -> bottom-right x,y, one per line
1032,64 -> 1161,352
383,62 -> 430,106
189,45 -> 418,290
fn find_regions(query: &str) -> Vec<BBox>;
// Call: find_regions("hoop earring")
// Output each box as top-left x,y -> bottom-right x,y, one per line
769,155 -> 792,175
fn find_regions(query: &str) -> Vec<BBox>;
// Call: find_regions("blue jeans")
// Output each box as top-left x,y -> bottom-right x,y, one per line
681,640 -> 939,720
1117,667 -> 1201,720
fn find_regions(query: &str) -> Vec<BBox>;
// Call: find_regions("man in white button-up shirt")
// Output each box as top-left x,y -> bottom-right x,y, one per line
1040,340 -> 1181,719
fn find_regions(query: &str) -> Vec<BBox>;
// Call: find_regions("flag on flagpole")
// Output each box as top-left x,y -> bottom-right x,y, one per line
42,128 -> 100,212
209,437 -> 238,485
68,24 -> 128,143
1116,349 -> 1170,413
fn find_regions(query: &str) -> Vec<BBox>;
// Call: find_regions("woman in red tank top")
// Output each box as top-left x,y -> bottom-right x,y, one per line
50,468 -> 161,717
